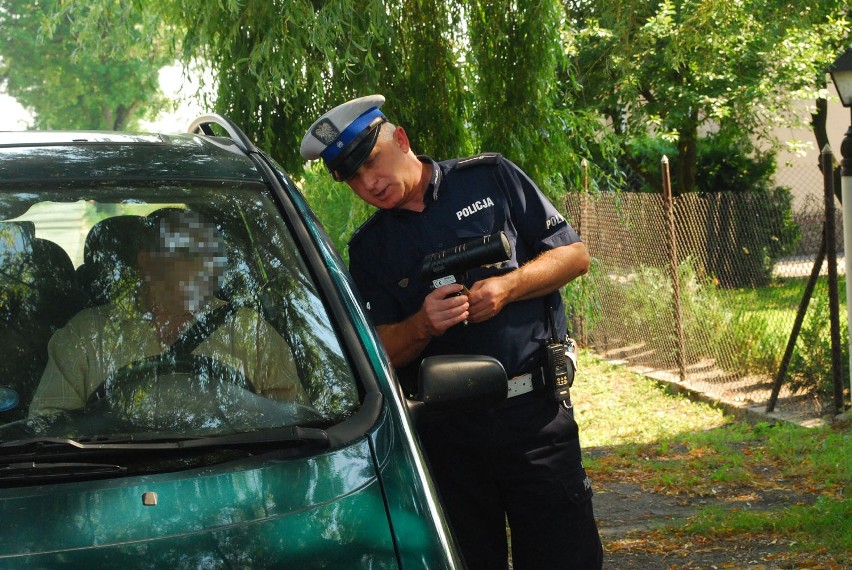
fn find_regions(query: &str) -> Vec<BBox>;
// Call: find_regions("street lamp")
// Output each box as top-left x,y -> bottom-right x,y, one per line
830,48 -> 852,107
829,47 -> 852,409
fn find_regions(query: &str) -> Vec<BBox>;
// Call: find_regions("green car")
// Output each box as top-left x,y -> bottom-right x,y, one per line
0,116 -> 506,568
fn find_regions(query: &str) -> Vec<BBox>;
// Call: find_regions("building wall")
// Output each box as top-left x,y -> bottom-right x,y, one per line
775,79 -> 848,212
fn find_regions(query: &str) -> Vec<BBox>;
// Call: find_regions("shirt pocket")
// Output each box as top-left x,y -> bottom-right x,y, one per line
453,203 -> 502,241
371,257 -> 430,323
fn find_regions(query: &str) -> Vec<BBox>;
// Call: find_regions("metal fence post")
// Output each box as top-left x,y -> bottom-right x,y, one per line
821,145 -> 844,414
767,234 -> 825,413
661,156 -> 686,381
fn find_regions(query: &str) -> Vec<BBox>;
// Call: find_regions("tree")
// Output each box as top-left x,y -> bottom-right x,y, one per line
466,0 -> 620,195
50,0 -> 616,199
71,0 -> 471,174
0,0 -> 171,130
564,0 -> 850,195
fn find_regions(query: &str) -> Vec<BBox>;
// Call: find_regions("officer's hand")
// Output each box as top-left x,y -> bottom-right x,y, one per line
422,284 -> 469,335
467,277 -> 510,323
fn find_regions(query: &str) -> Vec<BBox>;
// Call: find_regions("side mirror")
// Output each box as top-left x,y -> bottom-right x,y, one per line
407,355 -> 507,422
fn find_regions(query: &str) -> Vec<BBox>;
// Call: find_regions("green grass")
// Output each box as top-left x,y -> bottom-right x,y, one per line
574,350 -> 852,563
715,274 -> 847,336
683,496 -> 852,556
716,276 -> 823,309
573,353 -> 729,449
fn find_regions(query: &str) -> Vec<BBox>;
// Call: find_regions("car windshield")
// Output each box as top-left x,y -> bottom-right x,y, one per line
0,182 -> 360,442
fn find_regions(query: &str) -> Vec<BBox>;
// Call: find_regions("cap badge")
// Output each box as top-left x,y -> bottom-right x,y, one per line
313,119 -> 340,145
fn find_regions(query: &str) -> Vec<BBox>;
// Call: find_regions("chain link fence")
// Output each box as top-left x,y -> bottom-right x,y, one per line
564,169 -> 846,419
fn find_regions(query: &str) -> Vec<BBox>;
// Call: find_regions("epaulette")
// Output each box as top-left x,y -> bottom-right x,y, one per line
348,210 -> 382,248
454,152 -> 502,170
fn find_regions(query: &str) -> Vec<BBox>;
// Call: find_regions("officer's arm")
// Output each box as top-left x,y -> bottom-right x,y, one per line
376,283 -> 469,368
510,241 -> 590,300
467,242 -> 589,323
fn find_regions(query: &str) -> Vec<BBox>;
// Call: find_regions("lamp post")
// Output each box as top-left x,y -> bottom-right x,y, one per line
829,47 -> 852,409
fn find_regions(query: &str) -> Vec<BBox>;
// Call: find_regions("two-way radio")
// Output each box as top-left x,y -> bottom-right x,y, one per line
542,308 -> 576,402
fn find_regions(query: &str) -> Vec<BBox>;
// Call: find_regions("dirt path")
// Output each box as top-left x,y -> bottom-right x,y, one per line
588,451 -> 841,570
593,480 -> 793,569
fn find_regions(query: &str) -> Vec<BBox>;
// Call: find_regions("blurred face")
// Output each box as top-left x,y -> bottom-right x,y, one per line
345,126 -> 425,212
141,252 -> 222,313
138,213 -> 227,314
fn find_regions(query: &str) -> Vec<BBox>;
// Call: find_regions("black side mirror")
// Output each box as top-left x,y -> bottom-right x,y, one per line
407,355 -> 507,422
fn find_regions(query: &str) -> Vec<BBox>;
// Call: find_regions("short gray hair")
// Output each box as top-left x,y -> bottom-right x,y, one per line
379,121 -> 397,140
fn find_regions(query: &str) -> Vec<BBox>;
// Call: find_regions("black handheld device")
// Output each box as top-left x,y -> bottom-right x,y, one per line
419,231 -> 513,292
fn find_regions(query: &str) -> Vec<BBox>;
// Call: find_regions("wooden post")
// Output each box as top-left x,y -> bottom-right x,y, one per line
769,146 -> 844,414
661,156 -> 686,381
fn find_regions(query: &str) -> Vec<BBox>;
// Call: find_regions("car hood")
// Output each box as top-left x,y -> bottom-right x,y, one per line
0,439 -> 399,568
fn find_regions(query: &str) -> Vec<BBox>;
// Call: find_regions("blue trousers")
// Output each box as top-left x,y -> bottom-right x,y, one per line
418,394 -> 603,570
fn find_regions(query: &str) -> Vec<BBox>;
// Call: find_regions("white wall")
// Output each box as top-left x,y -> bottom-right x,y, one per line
775,78 -> 848,211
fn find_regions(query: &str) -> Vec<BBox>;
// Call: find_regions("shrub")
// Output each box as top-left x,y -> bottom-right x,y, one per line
624,134 -> 800,287
579,257 -> 790,379
788,291 -> 850,401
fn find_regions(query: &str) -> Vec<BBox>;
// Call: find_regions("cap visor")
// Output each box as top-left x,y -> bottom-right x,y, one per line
327,118 -> 385,181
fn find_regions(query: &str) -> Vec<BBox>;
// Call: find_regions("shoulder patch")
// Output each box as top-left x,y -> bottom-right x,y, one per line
348,211 -> 382,248
455,152 -> 502,170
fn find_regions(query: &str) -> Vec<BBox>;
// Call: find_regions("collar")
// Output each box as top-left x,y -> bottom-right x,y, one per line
418,156 -> 443,203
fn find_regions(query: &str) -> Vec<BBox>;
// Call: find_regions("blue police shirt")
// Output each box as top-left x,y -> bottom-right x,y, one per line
348,153 -> 581,385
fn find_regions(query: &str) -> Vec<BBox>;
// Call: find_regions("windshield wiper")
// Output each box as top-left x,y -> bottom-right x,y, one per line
0,461 -> 126,484
183,425 -> 329,449
0,426 -> 329,459
0,427 -> 330,485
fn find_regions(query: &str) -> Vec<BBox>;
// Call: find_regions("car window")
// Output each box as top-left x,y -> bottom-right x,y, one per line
0,183 -> 360,440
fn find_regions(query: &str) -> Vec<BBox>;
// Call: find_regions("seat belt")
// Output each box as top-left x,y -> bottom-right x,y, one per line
166,302 -> 238,357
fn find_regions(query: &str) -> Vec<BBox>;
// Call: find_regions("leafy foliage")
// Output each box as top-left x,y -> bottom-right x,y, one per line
466,0 -> 621,198
565,0 -> 851,194
3,0 -> 849,194
297,162 -> 375,264
0,0 -> 171,130
175,0 -> 399,173
625,134 -> 785,195
43,0 -> 620,195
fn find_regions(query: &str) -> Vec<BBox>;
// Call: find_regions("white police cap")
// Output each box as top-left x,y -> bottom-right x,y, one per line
300,94 -> 386,181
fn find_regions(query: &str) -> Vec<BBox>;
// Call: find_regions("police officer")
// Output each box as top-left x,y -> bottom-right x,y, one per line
301,95 -> 603,569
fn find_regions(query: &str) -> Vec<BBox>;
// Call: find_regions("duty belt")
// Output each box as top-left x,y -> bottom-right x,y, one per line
507,368 -> 544,398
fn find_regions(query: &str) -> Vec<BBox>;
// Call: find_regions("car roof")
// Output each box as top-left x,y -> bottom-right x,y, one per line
0,129 -> 265,183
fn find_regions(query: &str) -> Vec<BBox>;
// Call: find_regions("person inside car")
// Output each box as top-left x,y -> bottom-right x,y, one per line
29,209 -> 307,415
